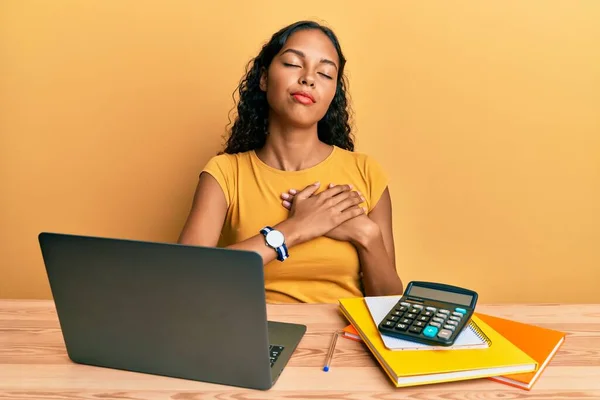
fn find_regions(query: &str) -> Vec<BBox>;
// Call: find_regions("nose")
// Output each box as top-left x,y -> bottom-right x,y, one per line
299,72 -> 315,87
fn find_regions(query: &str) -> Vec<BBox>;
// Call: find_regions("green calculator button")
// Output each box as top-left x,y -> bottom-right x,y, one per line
423,326 -> 438,337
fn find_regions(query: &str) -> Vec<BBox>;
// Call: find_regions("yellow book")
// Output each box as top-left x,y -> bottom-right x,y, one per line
339,297 -> 537,387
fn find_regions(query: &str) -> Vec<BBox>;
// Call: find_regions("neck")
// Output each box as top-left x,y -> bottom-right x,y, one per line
256,119 -> 332,171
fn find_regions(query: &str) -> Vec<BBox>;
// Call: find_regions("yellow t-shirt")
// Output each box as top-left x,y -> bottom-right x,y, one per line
201,145 -> 389,304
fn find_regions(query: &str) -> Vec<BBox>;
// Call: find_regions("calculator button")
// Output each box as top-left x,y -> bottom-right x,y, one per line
409,326 -> 422,334
397,306 -> 408,312
437,329 -> 453,339
414,321 -> 426,327
429,322 -> 441,328
423,311 -> 433,317
426,306 -> 437,312
406,313 -> 417,319
449,316 -> 461,322
443,324 -> 456,331
447,320 -> 458,326
395,323 -> 408,331
418,315 -> 429,322
400,302 -> 411,307
432,317 -> 445,323
392,310 -> 403,317
412,304 -> 423,309
435,313 -> 448,319
401,318 -> 413,325
409,308 -> 421,315
382,320 -> 395,328
439,309 -> 450,315
423,326 -> 439,338
455,307 -> 467,314
452,312 -> 463,317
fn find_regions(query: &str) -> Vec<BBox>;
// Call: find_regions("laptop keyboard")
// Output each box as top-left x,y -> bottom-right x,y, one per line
269,345 -> 284,367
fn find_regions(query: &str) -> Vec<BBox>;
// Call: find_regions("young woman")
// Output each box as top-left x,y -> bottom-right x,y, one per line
178,20 -> 404,303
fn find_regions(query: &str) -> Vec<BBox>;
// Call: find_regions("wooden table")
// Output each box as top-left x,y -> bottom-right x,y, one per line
1,300 -> 599,399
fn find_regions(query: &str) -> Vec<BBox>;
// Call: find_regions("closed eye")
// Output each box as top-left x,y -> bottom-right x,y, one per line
283,62 -> 300,68
318,72 -> 333,80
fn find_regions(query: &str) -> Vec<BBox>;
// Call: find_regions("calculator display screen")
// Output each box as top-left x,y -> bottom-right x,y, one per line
408,286 -> 473,306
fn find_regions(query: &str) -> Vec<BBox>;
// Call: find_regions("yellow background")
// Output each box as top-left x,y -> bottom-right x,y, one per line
1,1 -> 599,302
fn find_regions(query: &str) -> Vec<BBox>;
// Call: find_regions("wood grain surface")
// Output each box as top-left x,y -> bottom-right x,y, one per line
1,300 -> 599,399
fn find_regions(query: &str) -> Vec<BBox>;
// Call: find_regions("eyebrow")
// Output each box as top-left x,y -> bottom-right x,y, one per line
281,48 -> 338,70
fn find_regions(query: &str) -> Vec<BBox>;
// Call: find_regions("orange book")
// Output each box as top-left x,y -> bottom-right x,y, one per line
476,313 -> 566,390
341,324 -> 362,342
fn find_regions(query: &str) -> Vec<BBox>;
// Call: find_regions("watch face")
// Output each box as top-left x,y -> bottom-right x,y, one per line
266,230 -> 285,248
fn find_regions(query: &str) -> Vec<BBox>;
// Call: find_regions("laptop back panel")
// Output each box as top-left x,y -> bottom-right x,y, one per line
38,232 -> 274,390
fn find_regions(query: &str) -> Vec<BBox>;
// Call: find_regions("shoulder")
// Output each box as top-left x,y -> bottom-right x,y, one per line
333,146 -> 387,178
201,150 -> 252,207
203,150 -> 252,173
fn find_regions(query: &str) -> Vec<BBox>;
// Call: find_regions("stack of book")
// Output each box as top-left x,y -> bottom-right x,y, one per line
339,295 -> 565,389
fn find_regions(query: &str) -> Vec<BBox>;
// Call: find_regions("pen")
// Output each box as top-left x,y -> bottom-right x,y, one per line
323,330 -> 341,372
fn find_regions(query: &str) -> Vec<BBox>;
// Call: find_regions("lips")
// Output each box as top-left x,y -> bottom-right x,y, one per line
291,91 -> 315,104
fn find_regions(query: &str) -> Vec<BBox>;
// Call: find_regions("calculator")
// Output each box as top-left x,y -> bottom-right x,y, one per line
377,281 -> 478,346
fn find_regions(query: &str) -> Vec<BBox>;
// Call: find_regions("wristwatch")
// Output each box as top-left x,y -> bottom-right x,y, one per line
260,226 -> 289,262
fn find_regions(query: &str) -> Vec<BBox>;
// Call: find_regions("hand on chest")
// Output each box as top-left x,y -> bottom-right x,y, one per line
231,175 -> 369,243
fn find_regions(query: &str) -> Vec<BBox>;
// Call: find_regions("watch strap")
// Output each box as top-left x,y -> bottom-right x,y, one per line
260,226 -> 289,262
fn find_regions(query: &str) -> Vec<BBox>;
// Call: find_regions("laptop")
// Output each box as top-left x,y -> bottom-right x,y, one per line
37,232 -> 306,390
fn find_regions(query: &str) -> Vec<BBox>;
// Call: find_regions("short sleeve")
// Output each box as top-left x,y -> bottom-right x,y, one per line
201,154 -> 235,207
364,155 -> 389,212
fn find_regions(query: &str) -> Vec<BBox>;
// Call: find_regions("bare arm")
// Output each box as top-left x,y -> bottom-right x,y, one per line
177,172 -> 301,264
178,174 -> 365,265
355,187 -> 404,296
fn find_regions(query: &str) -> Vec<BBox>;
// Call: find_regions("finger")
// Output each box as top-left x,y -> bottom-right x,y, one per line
289,189 -> 297,195
339,205 -> 367,222
281,192 -> 296,202
318,183 -> 353,200
282,200 -> 291,209
328,183 -> 361,199
329,188 -> 364,208
326,184 -> 361,200
295,181 -> 320,200
334,192 -> 365,213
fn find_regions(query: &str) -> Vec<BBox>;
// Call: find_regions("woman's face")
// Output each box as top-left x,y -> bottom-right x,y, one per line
260,29 -> 340,129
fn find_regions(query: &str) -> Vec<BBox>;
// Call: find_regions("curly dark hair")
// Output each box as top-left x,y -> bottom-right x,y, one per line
221,20 -> 354,154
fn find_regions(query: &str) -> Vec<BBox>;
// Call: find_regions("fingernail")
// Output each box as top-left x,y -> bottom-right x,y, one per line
290,189 -> 297,194
329,183 -> 334,188
282,193 -> 289,199
348,184 -> 353,189
283,201 -> 290,206
361,196 -> 365,201
314,181 -> 320,186
362,207 -> 368,213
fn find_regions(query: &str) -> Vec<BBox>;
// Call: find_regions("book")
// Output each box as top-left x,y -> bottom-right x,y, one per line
364,295 -> 490,350
342,324 -> 362,342
476,312 -> 566,390
339,297 -> 537,387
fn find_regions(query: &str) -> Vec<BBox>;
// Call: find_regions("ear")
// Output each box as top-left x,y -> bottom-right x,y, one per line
259,67 -> 267,92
